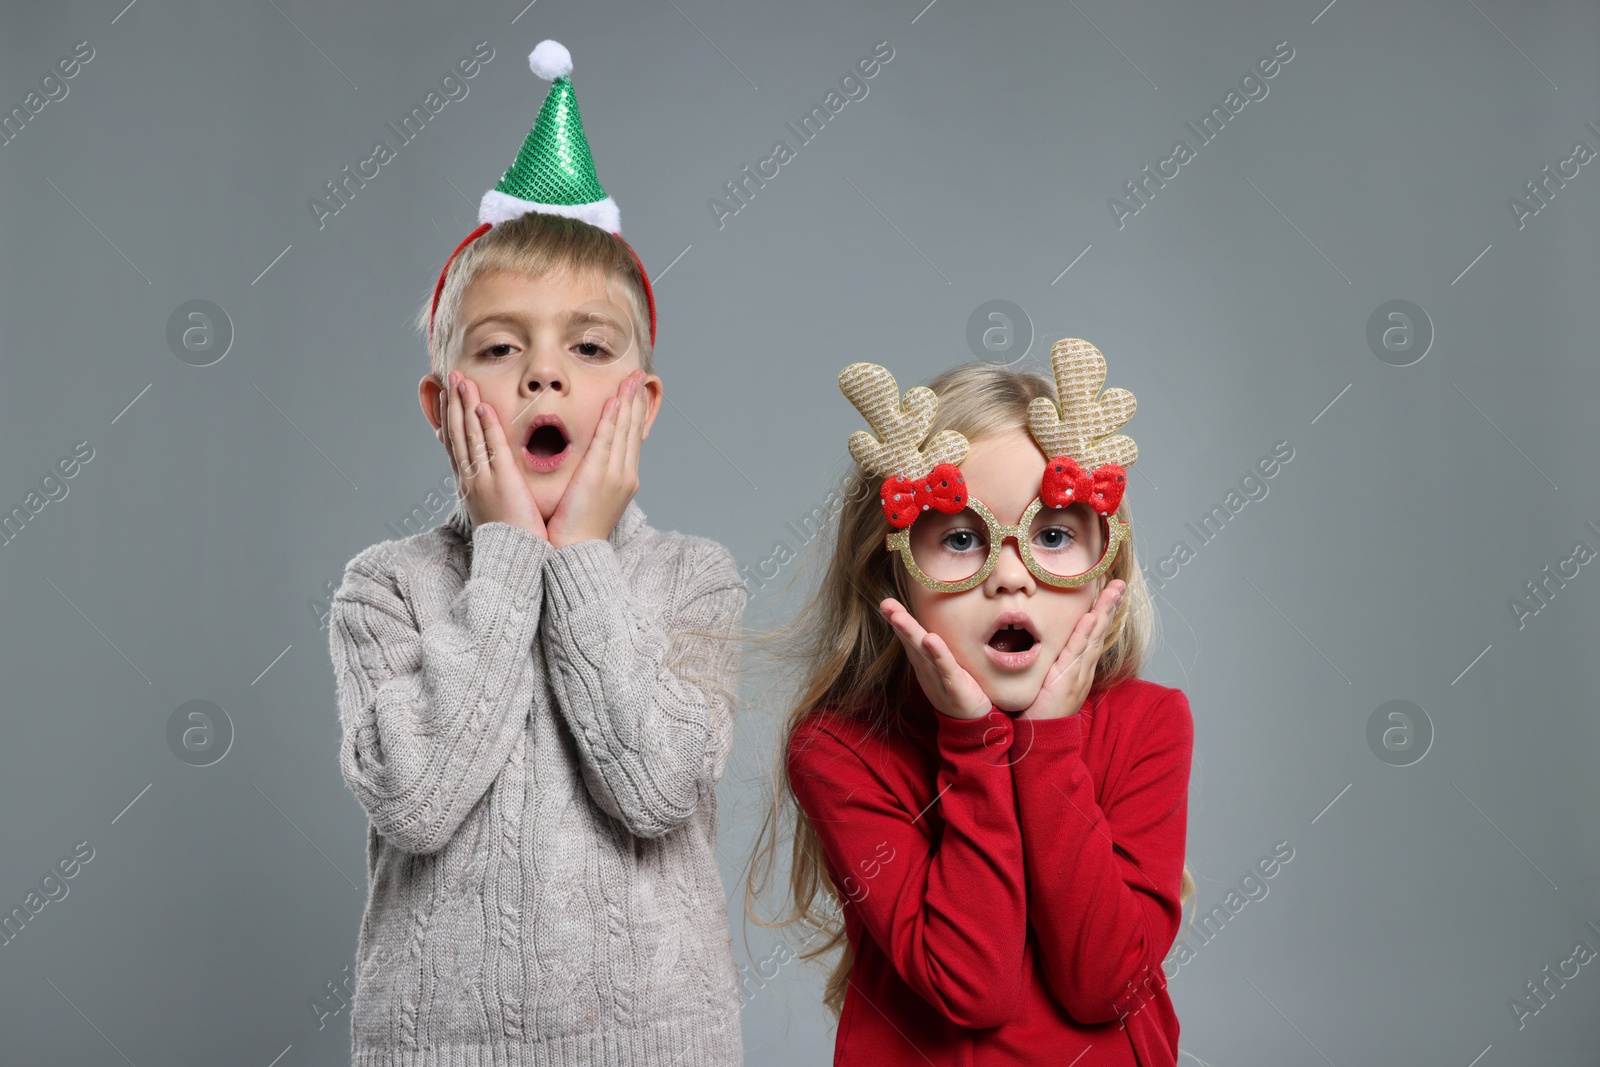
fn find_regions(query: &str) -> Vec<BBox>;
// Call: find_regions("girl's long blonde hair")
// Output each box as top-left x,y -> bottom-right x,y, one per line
743,359 -> 1195,1020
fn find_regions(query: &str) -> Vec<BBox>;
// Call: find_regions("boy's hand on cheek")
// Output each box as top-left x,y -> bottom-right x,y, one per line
546,369 -> 648,550
443,371 -> 547,539
1017,580 -> 1124,721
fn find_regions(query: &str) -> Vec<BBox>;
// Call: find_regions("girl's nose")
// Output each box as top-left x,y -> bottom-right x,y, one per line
987,535 -> 1034,593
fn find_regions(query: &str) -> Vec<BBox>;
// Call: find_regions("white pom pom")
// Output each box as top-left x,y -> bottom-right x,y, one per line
529,40 -> 572,80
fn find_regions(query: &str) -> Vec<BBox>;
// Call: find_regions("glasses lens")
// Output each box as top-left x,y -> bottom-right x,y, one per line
907,508 -> 991,583
1028,505 -> 1110,578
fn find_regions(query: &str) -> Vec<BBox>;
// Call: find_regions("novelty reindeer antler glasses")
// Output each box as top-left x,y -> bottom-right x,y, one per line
838,339 -> 1139,593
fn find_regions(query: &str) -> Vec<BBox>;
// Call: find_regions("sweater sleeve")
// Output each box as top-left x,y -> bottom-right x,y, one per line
787,709 -> 1029,1029
1009,689 -> 1194,1025
327,522 -> 550,855
538,536 -> 745,839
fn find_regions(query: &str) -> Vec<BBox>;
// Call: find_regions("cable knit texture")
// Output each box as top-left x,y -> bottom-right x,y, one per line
327,495 -> 746,1066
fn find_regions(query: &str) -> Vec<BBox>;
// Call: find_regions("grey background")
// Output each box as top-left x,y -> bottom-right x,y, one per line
2,0 -> 1598,1063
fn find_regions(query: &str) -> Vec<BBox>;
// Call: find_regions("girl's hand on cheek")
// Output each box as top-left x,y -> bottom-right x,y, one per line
546,369 -> 647,549
879,598 -> 991,721
442,372 -> 546,538
1018,580 -> 1124,721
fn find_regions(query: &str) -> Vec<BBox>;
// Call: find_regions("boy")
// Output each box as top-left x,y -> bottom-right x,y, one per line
327,42 -> 745,1066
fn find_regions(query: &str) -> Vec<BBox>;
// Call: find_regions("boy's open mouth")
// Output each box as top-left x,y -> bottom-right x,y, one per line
525,424 -> 568,457
521,414 -> 571,471
985,613 -> 1038,654
521,415 -> 572,460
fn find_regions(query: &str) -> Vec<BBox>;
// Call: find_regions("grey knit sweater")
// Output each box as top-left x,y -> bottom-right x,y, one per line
327,494 -> 746,1066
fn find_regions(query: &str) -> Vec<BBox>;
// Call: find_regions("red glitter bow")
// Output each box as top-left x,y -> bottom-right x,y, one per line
880,462 -> 967,529
1040,456 -> 1127,515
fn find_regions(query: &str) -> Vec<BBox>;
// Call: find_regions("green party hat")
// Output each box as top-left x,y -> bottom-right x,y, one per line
478,40 -> 621,232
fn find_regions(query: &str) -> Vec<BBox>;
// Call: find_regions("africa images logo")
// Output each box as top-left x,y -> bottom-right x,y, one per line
308,42 -> 495,230
1107,40 -> 1295,229
706,41 -> 895,230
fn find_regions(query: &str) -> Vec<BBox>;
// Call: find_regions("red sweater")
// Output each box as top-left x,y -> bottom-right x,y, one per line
787,673 -> 1193,1067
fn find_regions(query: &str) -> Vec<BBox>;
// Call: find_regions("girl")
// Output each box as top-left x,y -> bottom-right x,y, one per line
747,341 -> 1196,1066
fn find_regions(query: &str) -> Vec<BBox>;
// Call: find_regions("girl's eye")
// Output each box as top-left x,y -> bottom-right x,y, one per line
479,343 -> 516,360
1035,526 -> 1077,550
941,529 -> 983,553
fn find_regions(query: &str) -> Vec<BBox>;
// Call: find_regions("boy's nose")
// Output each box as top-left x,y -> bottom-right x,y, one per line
524,338 -> 575,393
524,360 -> 567,394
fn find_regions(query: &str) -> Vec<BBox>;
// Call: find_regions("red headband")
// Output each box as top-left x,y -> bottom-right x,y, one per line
426,220 -> 658,356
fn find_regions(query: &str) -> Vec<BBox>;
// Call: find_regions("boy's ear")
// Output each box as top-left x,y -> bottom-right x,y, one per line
639,373 -> 664,441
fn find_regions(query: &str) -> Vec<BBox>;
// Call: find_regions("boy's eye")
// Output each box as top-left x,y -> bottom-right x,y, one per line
472,338 -> 620,363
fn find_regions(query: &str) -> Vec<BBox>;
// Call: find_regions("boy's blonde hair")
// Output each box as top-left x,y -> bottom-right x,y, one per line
742,359 -> 1195,1020
414,211 -> 655,381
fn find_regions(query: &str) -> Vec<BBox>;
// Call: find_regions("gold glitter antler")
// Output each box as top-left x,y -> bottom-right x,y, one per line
1026,339 -> 1138,470
838,363 -> 969,481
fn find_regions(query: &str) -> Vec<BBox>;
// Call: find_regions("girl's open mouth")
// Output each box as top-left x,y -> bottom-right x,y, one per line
522,417 -> 571,472
984,614 -> 1040,671
987,625 -> 1036,654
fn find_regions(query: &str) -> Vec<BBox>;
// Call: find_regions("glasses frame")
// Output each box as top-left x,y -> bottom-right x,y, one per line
886,496 -> 1129,593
